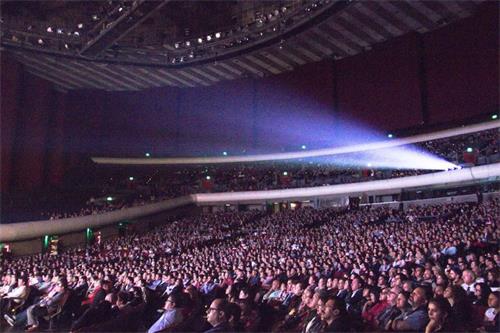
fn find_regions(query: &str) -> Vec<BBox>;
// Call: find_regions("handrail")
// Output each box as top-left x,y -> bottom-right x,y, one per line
91,121 -> 499,165
1,163 -> 499,242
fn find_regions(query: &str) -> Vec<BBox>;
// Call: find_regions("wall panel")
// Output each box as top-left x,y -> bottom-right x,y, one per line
423,2 -> 499,124
1,54 -> 22,193
14,74 -> 53,190
336,33 -> 423,131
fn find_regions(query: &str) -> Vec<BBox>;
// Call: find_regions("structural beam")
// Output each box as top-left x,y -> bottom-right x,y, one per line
80,0 -> 170,57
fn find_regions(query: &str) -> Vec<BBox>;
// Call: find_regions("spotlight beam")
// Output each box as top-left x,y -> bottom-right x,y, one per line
91,121 -> 498,166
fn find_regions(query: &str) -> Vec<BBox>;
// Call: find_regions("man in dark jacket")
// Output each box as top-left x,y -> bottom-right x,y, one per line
319,295 -> 352,332
204,298 -> 231,333
344,276 -> 365,317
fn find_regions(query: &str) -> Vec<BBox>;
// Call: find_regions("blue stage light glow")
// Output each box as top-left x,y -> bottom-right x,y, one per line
299,144 -> 458,171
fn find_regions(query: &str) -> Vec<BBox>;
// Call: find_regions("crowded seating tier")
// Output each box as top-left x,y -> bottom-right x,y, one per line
3,128 -> 498,223
1,199 -> 499,332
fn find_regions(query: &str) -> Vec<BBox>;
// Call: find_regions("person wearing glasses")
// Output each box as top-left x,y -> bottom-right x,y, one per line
390,286 -> 430,331
317,295 -> 352,332
204,298 -> 230,333
147,293 -> 184,333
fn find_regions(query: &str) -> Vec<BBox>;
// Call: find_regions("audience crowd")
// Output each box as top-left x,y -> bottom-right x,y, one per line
3,128 -> 498,222
1,198 -> 499,332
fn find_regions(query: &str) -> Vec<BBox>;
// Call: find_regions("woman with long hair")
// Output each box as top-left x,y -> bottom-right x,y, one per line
425,297 -> 454,333
482,291 -> 499,332
443,285 -> 474,331
474,283 -> 492,307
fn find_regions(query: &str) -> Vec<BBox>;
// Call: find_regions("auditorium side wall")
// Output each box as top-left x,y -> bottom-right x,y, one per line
3,204 -> 201,257
1,3 -> 497,195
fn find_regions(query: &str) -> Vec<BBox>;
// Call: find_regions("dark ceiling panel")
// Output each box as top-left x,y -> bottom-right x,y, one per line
2,1 -> 483,91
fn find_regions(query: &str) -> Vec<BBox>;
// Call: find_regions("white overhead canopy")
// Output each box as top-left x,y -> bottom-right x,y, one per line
92,121 -> 499,165
1,163 -> 499,242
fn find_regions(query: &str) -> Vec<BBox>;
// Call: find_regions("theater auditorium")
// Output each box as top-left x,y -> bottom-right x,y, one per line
0,1 -> 499,332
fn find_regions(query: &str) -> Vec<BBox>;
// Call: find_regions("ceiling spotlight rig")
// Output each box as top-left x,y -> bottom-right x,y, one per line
161,0 -> 336,66
0,0 -> 345,66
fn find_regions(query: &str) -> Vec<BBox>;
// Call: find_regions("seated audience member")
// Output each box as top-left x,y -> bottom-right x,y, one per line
205,298 -> 231,333
375,286 -> 402,330
481,291 -> 499,332
385,291 -> 411,330
362,287 -> 389,328
71,292 -> 116,331
318,295 -> 352,332
1,275 -> 29,315
81,279 -> 107,308
262,279 -> 281,302
461,269 -> 478,296
148,293 -> 184,333
485,269 -> 499,290
277,285 -> 315,331
25,278 -> 69,332
474,283 -> 492,307
75,291 -> 135,332
344,275 -> 365,317
301,290 -> 325,333
239,300 -> 262,331
425,297 -> 454,333
444,285 -> 474,331
390,287 -> 430,331
226,301 -> 243,331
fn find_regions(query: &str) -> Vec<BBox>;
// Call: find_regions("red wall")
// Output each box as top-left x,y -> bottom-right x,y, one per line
1,55 -> 77,193
15,74 -> 53,190
336,32 -> 423,130
423,2 -> 498,124
1,55 -> 22,192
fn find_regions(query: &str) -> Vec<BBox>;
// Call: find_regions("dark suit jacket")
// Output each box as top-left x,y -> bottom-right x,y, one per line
345,289 -> 364,316
83,303 -> 144,332
336,289 -> 348,299
324,315 -> 352,332
91,289 -> 107,308
204,322 -> 231,333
